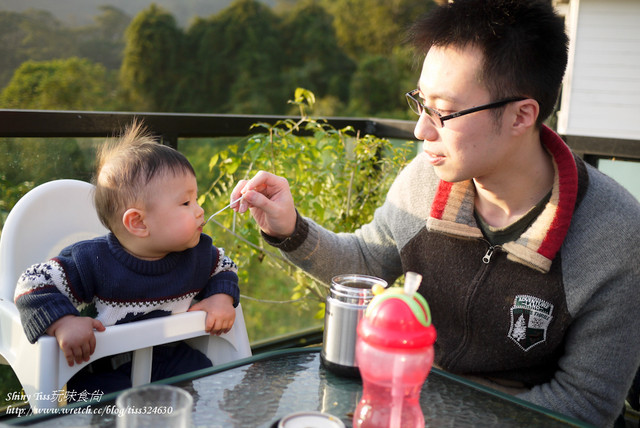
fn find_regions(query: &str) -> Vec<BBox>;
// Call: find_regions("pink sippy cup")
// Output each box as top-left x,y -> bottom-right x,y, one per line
353,272 -> 436,428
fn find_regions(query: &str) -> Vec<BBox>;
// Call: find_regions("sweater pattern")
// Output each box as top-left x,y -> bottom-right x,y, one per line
15,233 -> 239,343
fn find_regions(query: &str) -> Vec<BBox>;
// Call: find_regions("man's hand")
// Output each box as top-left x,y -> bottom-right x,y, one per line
46,315 -> 106,367
188,294 -> 236,336
231,170 -> 297,239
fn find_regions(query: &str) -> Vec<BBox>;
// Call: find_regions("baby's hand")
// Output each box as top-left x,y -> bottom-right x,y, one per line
46,315 -> 106,367
188,294 -> 236,336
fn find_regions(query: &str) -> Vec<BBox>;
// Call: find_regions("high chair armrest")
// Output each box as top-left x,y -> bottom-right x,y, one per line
0,300 -> 26,365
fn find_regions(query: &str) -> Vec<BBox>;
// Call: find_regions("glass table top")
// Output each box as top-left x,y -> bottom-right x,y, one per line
4,347 -> 592,428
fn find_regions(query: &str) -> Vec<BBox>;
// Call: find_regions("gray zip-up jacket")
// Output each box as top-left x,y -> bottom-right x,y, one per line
266,126 -> 640,427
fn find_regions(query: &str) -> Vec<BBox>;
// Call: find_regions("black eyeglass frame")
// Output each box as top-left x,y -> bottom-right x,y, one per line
405,89 -> 527,127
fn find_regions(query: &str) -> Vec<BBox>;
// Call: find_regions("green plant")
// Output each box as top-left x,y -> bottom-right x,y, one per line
0,365 -> 24,412
200,88 -> 415,317
0,176 -> 33,235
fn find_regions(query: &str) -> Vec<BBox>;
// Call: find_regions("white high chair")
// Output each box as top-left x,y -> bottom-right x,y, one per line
0,179 -> 251,411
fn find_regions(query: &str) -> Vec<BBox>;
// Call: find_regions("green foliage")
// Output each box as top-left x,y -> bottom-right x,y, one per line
0,57 -> 107,227
201,89 -> 415,315
0,58 -> 117,110
348,50 -> 415,117
0,138 -> 96,232
279,0 -> 355,104
74,6 -> 131,72
179,18 -> 227,113
115,0 -> 428,116
204,0 -> 285,114
0,10 -> 74,88
0,176 -> 33,234
0,7 -> 132,90
0,1 -> 435,118
0,365 -> 23,410
322,0 -> 435,60
181,0 -> 353,115
119,4 -> 184,111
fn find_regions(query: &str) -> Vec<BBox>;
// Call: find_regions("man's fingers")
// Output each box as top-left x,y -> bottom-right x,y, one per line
231,180 -> 249,207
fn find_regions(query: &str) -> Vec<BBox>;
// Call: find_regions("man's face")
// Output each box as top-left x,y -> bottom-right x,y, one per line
414,45 -> 515,184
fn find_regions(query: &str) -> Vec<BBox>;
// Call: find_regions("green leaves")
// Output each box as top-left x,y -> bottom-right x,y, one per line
289,87 -> 316,116
203,89 -> 414,306
119,4 -> 183,112
0,58 -> 115,110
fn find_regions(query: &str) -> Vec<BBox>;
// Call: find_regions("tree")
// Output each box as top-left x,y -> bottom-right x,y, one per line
0,12 -> 26,89
322,0 -> 435,60
119,4 -> 184,112
74,6 -> 132,72
0,8 -> 131,91
0,10 -> 76,88
348,48 -> 415,118
279,0 -> 355,106
179,16 -> 229,113
0,58 -> 116,111
93,5 -> 132,42
0,57 -> 111,200
211,0 -> 285,114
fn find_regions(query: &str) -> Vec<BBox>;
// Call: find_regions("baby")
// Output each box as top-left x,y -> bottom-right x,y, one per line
14,121 -> 240,394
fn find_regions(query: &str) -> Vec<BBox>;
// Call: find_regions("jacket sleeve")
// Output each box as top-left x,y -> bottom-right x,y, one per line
261,155 -> 437,287
263,210 -> 404,287
518,169 -> 640,428
517,268 -> 640,427
13,259 -> 80,343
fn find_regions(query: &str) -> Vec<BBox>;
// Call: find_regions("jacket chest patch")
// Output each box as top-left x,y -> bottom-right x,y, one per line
508,295 -> 554,351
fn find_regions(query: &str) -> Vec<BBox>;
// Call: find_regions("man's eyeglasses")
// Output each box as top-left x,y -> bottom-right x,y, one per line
405,89 -> 527,128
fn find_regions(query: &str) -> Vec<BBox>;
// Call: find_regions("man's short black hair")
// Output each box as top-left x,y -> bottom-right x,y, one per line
408,0 -> 568,126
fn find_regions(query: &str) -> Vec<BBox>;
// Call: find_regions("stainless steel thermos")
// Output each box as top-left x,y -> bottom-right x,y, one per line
321,274 -> 387,377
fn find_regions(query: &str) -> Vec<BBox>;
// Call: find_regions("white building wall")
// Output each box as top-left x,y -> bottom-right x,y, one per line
556,0 -> 640,140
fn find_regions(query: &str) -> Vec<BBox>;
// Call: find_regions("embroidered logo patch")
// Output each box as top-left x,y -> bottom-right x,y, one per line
508,295 -> 553,351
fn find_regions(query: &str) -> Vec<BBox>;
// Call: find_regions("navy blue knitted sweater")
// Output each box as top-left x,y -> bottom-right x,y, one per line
14,233 -> 239,343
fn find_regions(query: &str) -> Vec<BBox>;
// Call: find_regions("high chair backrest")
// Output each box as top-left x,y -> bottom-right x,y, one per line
0,179 -> 107,302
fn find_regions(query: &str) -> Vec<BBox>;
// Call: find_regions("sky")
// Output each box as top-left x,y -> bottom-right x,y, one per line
0,0 -> 279,27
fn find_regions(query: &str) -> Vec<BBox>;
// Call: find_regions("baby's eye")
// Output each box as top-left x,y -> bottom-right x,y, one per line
182,201 -> 190,206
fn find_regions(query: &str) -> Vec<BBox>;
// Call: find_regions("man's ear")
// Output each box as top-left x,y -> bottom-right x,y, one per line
511,99 -> 539,134
122,208 -> 148,237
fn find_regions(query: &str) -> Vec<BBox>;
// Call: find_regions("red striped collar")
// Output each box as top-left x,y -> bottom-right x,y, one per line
427,125 -> 578,273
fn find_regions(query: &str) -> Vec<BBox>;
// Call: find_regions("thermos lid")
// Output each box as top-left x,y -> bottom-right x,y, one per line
329,274 -> 386,304
277,411 -> 345,428
358,288 -> 437,349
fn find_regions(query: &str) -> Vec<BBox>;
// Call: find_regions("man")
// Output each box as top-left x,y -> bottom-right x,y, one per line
232,0 -> 640,426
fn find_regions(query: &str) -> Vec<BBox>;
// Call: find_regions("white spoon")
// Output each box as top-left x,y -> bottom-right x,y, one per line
203,195 -> 244,225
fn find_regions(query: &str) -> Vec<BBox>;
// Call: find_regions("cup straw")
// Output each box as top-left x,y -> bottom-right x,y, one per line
404,271 -> 422,296
390,353 -> 403,428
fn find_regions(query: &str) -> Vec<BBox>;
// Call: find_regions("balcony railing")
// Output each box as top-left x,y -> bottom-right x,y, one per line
0,109 -> 416,148
1,109 -> 639,164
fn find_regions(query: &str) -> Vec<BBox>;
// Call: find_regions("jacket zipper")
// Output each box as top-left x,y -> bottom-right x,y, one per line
443,240 -> 499,369
482,242 -> 501,264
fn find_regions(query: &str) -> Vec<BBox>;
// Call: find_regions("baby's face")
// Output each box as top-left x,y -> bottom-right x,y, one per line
142,171 -> 205,255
